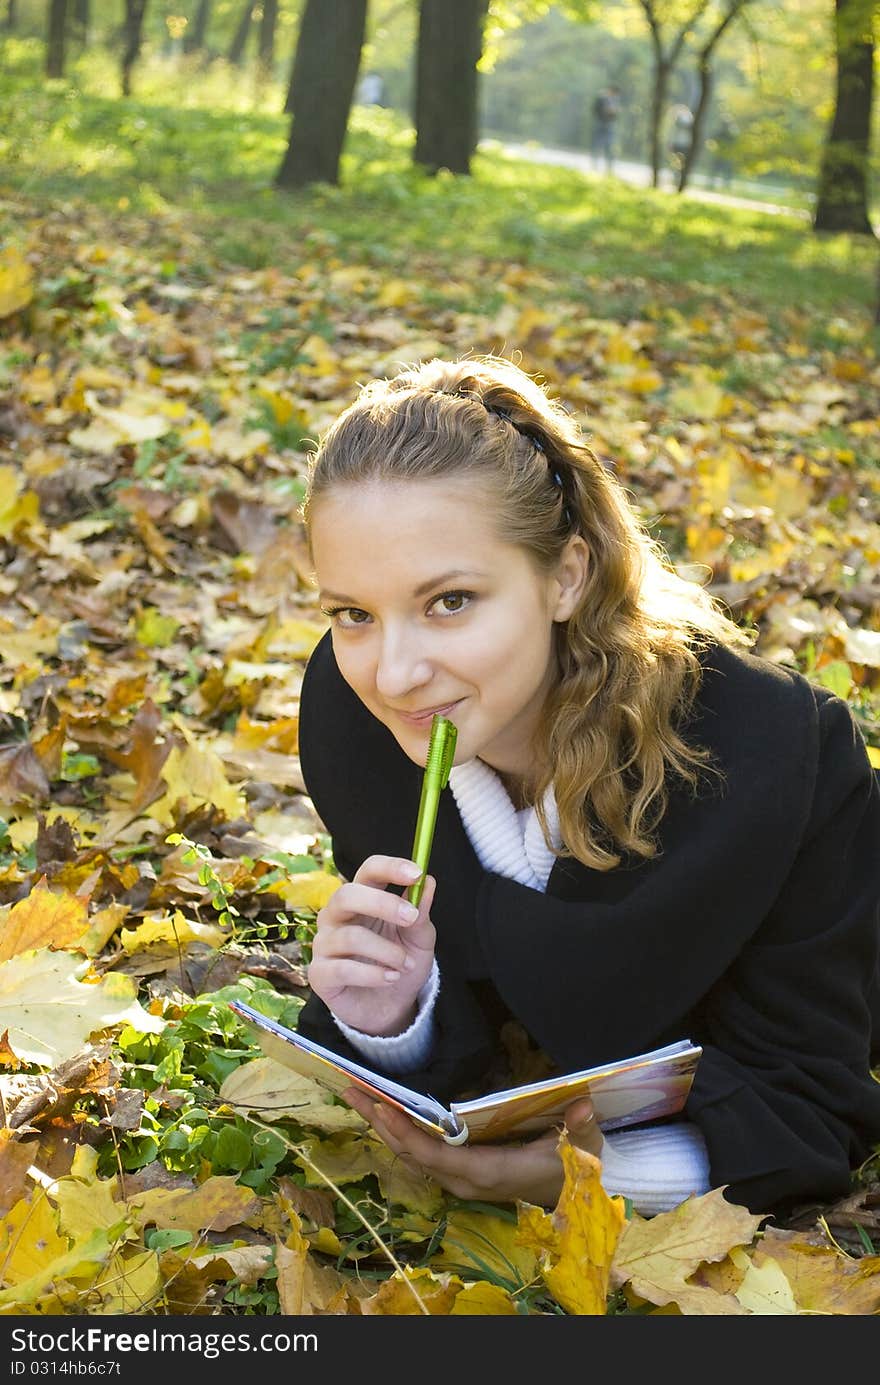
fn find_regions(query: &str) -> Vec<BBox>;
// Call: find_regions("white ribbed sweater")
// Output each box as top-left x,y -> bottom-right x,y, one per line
334,757 -> 710,1215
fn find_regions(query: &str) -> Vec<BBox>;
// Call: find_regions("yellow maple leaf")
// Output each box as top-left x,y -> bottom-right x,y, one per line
219,1055 -> 365,1132
127,1176 -> 260,1234
433,1206 -> 538,1286
517,1138 -> 625,1314
752,1227 -> 880,1315
90,1247 -> 163,1314
451,1280 -> 519,1314
120,909 -> 226,954
610,1186 -> 764,1315
149,742 -> 247,826
362,1265 -> 461,1315
0,1192 -> 70,1284
0,466 -> 39,539
0,883 -> 90,964
729,1244 -> 800,1314
273,871 -> 342,912
0,246 -> 33,319
0,949 -> 164,1066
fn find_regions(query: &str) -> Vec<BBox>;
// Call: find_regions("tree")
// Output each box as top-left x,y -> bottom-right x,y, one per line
676,0 -> 752,190
121,0 -> 149,97
227,2 -> 254,66
637,0 -> 713,187
71,0 -> 89,46
4,0 -> 16,32
813,0 -> 876,235
259,0 -> 279,74
46,0 -> 69,78
275,0 -> 368,189
183,0 -> 212,55
414,0 -> 490,174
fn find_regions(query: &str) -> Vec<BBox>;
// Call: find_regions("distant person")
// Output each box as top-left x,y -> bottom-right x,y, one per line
357,71 -> 384,106
707,111 -> 736,189
591,84 -> 621,174
668,103 -> 694,182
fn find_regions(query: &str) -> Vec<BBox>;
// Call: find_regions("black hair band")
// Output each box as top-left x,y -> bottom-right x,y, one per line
484,404 -> 573,528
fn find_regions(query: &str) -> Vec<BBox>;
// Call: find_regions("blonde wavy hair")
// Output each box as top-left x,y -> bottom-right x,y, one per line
303,354 -> 754,870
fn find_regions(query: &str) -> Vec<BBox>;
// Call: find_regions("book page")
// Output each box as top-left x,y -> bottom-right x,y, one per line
452,1045 -> 701,1144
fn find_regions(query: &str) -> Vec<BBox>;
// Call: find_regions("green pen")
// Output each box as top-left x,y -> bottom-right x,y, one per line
405,713 -> 458,908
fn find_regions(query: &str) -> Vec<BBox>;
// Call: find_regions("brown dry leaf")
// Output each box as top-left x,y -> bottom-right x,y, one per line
516,1138 -> 625,1315
0,1132 -> 35,1217
275,1207 -> 353,1315
100,698 -> 174,818
610,1187 -> 765,1315
0,743 -> 50,806
751,1226 -> 880,1315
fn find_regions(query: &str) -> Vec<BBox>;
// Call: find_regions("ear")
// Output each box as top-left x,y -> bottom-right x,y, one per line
552,535 -> 589,622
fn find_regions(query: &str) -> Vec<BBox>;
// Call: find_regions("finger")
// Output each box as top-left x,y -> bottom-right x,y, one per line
351,855 -> 424,890
323,881 -> 422,930
563,1097 -> 595,1129
307,956 -> 406,990
314,923 -> 415,972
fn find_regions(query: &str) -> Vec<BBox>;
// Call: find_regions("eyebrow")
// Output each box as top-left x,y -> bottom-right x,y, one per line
319,569 -> 489,604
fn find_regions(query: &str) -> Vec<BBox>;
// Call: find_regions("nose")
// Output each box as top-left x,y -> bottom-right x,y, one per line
374,624 -> 433,702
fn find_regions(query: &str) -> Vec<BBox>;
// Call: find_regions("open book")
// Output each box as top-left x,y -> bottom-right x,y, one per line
229,999 -> 701,1146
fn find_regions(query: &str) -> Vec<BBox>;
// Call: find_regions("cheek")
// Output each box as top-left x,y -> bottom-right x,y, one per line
330,639 -> 373,698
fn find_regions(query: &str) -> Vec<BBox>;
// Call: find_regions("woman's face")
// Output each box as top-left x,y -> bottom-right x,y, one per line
310,479 -> 586,779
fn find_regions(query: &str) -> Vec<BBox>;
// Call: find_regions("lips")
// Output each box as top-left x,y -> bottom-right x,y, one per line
395,700 -> 462,726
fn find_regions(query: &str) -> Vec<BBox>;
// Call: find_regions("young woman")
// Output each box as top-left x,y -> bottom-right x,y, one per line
294,354 -> 880,1219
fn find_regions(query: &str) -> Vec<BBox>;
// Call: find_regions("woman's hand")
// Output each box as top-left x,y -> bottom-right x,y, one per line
306,855 -> 437,1038
343,1090 -> 604,1209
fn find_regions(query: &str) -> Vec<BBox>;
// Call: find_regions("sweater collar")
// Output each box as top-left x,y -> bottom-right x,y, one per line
447,758 -> 561,891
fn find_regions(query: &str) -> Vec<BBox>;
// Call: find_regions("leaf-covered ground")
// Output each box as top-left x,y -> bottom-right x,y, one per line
1,187 -> 879,1316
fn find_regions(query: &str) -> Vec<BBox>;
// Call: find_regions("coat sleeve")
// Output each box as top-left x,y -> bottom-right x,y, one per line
684,688 -> 880,1215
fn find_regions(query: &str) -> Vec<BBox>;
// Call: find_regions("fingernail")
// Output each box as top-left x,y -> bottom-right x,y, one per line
398,901 -> 419,922
403,956 -> 415,971
384,969 -> 400,981
402,861 -> 422,880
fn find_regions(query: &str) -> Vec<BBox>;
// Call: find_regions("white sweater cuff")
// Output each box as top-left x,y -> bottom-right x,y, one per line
599,1121 -> 711,1216
332,961 -> 440,1073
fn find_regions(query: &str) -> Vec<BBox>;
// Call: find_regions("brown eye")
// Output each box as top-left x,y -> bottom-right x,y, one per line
430,590 -> 473,616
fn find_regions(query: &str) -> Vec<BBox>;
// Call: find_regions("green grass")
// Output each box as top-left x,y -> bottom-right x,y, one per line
1,36 -> 877,327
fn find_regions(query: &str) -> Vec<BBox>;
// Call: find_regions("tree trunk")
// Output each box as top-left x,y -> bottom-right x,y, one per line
649,50 -> 671,187
227,2 -> 253,67
677,0 -> 751,192
679,58 -> 712,191
71,0 -> 89,46
275,0 -> 368,189
258,0 -> 278,73
414,0 -> 489,174
121,0 -> 149,98
184,0 -> 212,54
4,0 -> 17,33
46,0 -> 68,78
813,0 -> 875,235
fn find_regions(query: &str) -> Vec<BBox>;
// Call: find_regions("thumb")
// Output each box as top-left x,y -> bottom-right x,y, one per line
562,1097 -> 604,1156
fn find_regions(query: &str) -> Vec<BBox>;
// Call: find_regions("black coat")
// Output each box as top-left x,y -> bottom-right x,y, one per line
296,630 -> 880,1217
